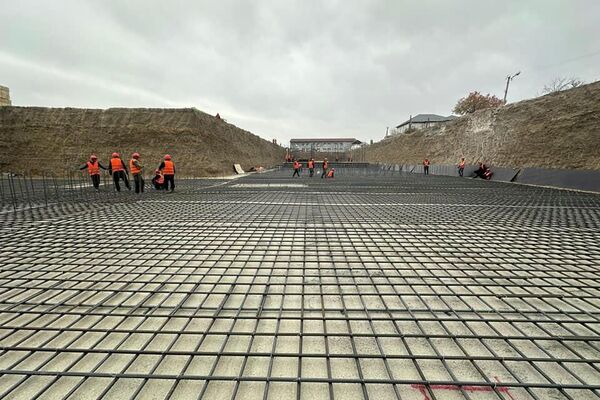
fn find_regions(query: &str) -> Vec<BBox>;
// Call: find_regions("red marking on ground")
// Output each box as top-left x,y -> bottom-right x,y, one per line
411,376 -> 516,400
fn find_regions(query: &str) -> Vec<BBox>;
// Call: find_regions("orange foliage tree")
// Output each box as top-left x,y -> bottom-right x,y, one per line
453,91 -> 504,115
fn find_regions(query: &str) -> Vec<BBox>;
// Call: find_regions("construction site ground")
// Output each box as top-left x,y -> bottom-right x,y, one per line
1,166 -> 599,400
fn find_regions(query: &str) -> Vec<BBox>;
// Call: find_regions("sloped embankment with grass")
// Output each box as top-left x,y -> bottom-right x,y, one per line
0,107 -> 284,176
363,81 -> 600,170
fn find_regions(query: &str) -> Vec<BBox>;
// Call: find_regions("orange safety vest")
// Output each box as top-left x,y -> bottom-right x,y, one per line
423,160 -> 430,166
327,170 -> 334,177
129,159 -> 142,174
459,160 -> 465,168
323,161 -> 328,169
163,160 -> 175,175
293,161 -> 300,169
87,161 -> 100,176
308,161 -> 314,168
111,158 -> 124,172
156,174 -> 164,184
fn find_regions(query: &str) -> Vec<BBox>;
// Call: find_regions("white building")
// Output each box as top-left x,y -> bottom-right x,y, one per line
393,114 -> 456,134
290,138 -> 362,153
0,85 -> 11,106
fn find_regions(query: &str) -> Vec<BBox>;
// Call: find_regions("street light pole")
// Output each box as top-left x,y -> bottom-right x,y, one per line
503,71 -> 521,103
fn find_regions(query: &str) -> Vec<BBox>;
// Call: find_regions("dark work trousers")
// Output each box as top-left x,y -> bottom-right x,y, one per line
458,167 -> 464,177
164,174 -> 175,191
321,168 -> 328,178
309,168 -> 314,177
292,169 -> 300,177
113,171 -> 130,192
90,174 -> 100,189
424,166 -> 429,175
133,173 -> 144,193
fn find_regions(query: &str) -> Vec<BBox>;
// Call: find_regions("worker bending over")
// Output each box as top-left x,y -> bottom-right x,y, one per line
129,152 -> 144,193
473,162 -> 493,180
326,168 -> 336,178
79,154 -> 106,190
292,160 -> 301,177
159,154 -> 175,192
152,169 -> 165,190
109,152 -> 130,192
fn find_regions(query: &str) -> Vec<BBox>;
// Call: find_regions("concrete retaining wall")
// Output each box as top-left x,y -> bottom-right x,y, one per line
380,163 -> 600,192
517,167 -> 600,192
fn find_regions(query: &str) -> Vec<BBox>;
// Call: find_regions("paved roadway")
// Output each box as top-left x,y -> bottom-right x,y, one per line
1,167 -> 599,400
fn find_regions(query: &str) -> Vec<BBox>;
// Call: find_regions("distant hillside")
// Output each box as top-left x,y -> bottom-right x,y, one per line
362,81 -> 600,170
0,107 -> 284,176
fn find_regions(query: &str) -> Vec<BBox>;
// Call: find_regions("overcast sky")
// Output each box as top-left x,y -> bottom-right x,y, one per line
1,1 -> 599,145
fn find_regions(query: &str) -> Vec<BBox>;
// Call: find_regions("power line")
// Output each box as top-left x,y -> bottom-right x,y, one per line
530,48 -> 600,72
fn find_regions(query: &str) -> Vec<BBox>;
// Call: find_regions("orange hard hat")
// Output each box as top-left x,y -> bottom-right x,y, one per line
132,152 -> 140,159
164,154 -> 172,160
112,152 -> 119,158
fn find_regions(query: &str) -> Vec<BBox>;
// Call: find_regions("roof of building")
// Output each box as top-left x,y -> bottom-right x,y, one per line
291,138 -> 360,143
396,114 -> 457,128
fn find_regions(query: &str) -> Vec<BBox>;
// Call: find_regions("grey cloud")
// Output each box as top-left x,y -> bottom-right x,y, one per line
1,0 -> 599,145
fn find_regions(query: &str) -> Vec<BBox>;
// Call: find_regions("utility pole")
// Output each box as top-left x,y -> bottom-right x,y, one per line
503,71 -> 521,103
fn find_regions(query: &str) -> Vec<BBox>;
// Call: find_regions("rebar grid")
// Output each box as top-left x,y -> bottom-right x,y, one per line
1,167 -> 599,399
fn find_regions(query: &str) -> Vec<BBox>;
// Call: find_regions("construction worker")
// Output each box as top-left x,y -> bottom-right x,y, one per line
152,169 -> 164,190
108,152 -> 130,192
292,159 -> 301,177
473,162 -> 493,180
321,158 -> 329,179
308,158 -> 315,177
159,154 -> 175,192
458,157 -> 466,177
129,152 -> 144,193
326,168 -> 335,178
79,154 -> 106,190
423,158 -> 430,175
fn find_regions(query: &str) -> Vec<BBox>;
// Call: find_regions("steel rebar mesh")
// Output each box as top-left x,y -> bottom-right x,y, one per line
0,167 -> 599,400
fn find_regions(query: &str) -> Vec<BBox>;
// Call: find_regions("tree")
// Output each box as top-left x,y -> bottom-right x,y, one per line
453,91 -> 504,115
542,77 -> 585,94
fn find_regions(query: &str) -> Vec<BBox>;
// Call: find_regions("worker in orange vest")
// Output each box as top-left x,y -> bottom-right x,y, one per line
159,154 -> 175,192
152,169 -> 165,190
292,159 -> 301,177
321,158 -> 329,179
307,158 -> 315,177
108,152 -> 130,191
326,168 -> 335,178
458,157 -> 466,177
79,154 -> 106,190
423,158 -> 430,175
129,152 -> 144,193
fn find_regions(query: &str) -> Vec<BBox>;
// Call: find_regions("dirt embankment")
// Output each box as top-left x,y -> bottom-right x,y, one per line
0,107 -> 285,176
361,80 -> 600,170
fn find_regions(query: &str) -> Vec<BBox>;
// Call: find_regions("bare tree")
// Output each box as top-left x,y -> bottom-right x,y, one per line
542,77 -> 585,94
